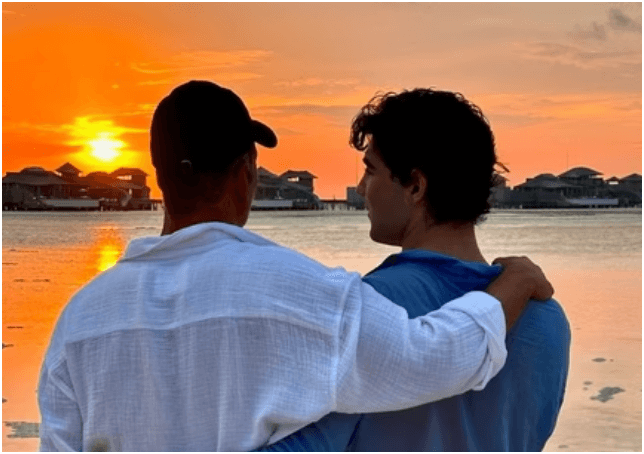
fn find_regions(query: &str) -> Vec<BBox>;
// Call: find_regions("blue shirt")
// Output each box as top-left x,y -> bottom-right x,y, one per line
261,249 -> 570,452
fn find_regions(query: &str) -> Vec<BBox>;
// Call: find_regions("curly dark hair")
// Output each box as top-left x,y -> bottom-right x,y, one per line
350,88 -> 503,224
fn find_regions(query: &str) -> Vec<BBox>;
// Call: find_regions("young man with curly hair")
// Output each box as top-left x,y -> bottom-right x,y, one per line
262,89 -> 570,452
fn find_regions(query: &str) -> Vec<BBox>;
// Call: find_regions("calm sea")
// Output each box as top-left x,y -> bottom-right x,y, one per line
3,208 -> 639,271
2,209 -> 642,451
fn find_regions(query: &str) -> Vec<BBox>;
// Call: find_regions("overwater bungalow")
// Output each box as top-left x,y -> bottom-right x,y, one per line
252,167 -> 321,210
2,164 -> 159,211
496,167 -> 641,209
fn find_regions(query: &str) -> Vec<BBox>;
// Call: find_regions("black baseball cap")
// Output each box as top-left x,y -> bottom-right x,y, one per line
150,80 -> 277,174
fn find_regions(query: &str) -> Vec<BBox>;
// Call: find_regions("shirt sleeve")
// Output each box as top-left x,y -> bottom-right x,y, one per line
38,355 -> 83,452
333,278 -> 507,414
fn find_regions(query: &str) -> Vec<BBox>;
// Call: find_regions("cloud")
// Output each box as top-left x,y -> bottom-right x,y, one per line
4,122 -> 67,135
132,50 -> 272,75
2,9 -> 25,17
608,8 -> 642,33
568,7 -> 641,43
614,100 -> 642,112
569,22 -> 607,41
137,72 -> 262,86
274,78 -> 361,88
250,103 -> 361,131
470,17 -> 513,27
487,113 -> 555,128
4,118 -> 147,137
254,103 -> 358,121
2,140 -> 91,173
273,127 -> 305,137
517,41 -> 640,71
133,50 -> 271,87
481,92 -> 641,125
63,117 -> 147,139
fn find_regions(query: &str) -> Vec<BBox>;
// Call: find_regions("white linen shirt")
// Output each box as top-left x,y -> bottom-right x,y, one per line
38,222 -> 506,451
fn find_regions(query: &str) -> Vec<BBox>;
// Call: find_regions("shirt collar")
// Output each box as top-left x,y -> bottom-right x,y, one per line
370,249 -> 501,278
121,221 -> 279,262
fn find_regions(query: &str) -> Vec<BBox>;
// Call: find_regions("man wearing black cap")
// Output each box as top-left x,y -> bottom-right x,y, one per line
150,81 -> 278,234
38,80 -> 554,451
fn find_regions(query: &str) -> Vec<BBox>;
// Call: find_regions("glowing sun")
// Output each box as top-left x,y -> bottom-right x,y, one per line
89,133 -> 124,162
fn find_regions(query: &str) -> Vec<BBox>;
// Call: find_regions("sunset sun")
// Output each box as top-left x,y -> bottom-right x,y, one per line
89,134 -> 123,162
62,117 -> 143,167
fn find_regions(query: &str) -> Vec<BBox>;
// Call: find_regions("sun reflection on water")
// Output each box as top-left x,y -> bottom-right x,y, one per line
93,227 -> 126,273
97,243 -> 121,272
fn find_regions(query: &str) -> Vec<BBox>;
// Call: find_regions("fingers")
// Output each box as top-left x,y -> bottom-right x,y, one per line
533,280 -> 555,301
492,256 -> 530,267
492,256 -> 555,301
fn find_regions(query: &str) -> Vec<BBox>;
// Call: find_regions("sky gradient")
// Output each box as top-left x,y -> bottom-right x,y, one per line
3,3 -> 642,199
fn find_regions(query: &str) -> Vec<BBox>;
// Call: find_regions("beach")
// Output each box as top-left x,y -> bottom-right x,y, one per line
2,209 -> 641,451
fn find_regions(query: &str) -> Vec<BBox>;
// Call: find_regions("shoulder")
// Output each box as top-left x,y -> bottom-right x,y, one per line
362,259 -> 448,316
508,298 -> 571,362
186,239 -> 367,333
365,253 -> 443,285
48,267 -> 127,343
231,242 -> 362,293
516,298 -> 570,334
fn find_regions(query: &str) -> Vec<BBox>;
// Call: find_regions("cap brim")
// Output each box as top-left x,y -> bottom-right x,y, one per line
252,120 -> 278,148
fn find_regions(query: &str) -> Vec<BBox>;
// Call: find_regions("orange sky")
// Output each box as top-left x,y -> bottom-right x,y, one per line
3,3 -> 641,199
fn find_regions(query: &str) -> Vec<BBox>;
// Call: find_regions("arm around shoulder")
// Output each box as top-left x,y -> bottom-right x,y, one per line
331,280 -> 507,414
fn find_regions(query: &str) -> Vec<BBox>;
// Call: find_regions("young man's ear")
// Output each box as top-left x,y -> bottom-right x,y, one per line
408,168 -> 427,205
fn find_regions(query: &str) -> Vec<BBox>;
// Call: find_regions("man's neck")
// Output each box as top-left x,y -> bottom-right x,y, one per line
162,195 -> 248,235
162,213 -> 243,236
400,218 -> 487,264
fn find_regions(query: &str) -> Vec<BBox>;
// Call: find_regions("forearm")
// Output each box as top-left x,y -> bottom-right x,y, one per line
334,285 -> 506,414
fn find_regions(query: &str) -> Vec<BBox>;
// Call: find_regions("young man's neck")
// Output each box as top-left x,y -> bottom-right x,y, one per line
400,218 -> 487,264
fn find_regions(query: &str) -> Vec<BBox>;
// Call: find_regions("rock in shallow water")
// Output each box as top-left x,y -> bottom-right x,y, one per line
590,386 -> 625,403
4,421 -> 40,438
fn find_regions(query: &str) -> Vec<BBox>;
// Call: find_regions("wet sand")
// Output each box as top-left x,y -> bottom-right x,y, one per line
541,268 -> 642,452
2,217 -> 641,451
3,235 -> 123,452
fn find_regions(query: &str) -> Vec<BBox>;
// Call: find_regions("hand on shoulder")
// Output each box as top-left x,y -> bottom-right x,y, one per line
486,256 -> 555,329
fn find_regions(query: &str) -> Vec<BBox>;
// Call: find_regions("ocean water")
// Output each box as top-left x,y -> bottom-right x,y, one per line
2,209 -> 641,451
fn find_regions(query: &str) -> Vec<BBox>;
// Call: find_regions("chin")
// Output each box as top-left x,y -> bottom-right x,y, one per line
369,228 -> 400,247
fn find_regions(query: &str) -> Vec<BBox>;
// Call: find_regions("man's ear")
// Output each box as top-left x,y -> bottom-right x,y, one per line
224,151 -> 251,183
408,168 -> 427,206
